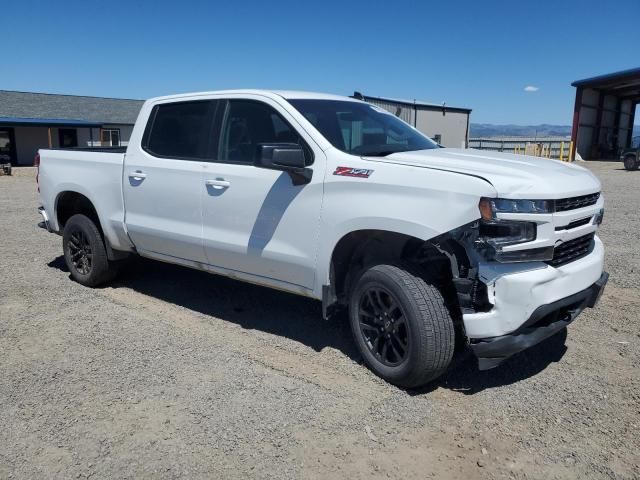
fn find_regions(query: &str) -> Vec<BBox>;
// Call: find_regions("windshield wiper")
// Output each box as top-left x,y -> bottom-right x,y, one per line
364,150 -> 398,157
364,148 -> 419,157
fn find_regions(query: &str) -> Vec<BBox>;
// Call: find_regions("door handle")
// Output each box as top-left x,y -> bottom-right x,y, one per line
128,170 -> 147,180
205,179 -> 230,189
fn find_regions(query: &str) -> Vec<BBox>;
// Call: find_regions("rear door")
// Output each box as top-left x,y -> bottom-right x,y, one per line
201,96 -> 326,291
123,99 -> 217,263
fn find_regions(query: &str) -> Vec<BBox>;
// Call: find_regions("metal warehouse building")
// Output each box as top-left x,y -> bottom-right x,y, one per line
0,91 -> 144,165
358,93 -> 472,148
571,67 -> 639,160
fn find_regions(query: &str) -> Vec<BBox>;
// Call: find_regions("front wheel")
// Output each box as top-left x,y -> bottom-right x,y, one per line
62,214 -> 118,287
349,264 -> 455,388
623,155 -> 639,171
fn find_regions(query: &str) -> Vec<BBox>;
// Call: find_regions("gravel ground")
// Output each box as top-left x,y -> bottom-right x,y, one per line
0,163 -> 639,480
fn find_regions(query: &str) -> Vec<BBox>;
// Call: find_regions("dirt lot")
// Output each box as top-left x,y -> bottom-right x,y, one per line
1,163 -> 639,480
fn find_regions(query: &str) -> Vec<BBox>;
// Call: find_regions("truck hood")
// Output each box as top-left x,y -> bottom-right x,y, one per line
371,148 -> 601,198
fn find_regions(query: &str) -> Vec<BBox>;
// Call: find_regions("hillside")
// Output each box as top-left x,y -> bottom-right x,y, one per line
471,124 -> 640,138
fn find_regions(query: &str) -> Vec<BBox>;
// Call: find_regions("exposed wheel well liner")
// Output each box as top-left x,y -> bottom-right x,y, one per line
329,229 -> 459,304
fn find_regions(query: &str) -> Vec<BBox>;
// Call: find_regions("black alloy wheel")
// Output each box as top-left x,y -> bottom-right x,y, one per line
358,286 -> 409,366
349,264 -> 455,388
67,228 -> 93,275
62,214 -> 120,287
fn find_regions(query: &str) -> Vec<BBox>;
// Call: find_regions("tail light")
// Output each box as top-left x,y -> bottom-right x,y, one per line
34,153 -> 40,192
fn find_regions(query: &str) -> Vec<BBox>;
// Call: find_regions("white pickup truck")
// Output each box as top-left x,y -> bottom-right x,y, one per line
37,90 -> 608,387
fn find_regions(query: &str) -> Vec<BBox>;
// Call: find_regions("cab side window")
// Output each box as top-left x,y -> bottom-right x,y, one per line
143,100 -> 214,160
217,100 -> 312,165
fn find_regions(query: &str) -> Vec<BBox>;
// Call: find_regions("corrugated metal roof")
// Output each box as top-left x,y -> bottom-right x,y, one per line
572,67 -> 640,88
0,90 -> 144,125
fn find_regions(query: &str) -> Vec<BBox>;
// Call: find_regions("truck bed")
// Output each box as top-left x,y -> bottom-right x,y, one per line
37,148 -> 132,252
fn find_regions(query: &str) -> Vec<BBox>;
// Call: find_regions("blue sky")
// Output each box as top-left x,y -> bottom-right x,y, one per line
3,0 -> 638,125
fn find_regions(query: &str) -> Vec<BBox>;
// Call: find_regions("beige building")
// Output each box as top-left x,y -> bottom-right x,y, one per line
358,93 -> 471,148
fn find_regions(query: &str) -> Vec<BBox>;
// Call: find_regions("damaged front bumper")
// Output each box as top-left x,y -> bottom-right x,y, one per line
469,270 -> 608,370
462,235 -> 605,335
425,198 -> 607,371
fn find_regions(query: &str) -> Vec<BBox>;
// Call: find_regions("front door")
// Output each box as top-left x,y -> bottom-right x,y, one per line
0,128 -> 16,165
202,98 -> 325,291
123,99 -> 216,264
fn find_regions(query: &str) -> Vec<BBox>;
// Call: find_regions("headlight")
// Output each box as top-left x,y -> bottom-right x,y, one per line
477,198 -> 554,262
479,197 -> 553,219
479,220 -> 536,247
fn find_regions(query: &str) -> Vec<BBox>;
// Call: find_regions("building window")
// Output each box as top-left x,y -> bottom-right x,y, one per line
101,128 -> 121,147
59,129 -> 78,148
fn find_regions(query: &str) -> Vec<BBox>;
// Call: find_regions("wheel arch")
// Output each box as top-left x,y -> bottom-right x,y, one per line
326,228 -> 457,312
332,230 -> 414,294
54,190 -> 128,261
55,190 -> 101,232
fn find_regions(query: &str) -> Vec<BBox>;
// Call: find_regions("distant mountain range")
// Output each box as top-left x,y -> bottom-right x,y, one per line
470,124 -> 640,138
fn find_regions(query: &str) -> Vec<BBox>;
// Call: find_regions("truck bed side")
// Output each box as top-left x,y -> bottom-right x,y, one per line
38,149 -> 133,252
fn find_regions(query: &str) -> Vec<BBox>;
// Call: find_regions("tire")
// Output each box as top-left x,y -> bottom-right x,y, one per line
623,155 -> 639,171
349,264 -> 455,388
62,214 -> 118,287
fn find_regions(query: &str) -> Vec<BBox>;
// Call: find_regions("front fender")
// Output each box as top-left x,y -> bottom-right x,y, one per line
312,155 -> 496,298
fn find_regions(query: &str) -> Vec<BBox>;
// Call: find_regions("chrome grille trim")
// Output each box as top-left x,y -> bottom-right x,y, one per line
554,193 -> 600,212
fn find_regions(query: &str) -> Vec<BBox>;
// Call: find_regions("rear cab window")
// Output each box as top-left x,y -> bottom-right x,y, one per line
142,100 -> 216,160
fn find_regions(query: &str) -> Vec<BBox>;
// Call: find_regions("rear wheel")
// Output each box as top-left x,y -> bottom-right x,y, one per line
349,264 -> 455,388
623,154 -> 639,171
62,214 -> 118,287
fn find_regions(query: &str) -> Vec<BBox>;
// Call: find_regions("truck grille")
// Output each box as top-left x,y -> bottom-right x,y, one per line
547,233 -> 595,267
554,216 -> 592,231
554,193 -> 600,212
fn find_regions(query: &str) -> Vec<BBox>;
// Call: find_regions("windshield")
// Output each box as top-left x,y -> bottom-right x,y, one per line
287,99 -> 439,156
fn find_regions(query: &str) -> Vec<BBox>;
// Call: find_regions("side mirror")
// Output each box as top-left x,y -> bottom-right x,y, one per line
257,144 -> 306,169
256,144 -> 312,185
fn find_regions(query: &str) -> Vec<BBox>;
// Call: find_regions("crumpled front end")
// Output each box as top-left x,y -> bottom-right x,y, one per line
427,190 -> 607,369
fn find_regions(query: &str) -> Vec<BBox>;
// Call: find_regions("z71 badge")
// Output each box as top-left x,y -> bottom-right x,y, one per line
333,167 -> 374,178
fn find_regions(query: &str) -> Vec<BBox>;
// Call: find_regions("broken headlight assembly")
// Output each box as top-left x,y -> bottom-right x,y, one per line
479,197 -> 553,216
476,197 -> 554,263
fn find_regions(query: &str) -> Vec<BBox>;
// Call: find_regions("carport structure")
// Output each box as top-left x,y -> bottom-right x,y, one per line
571,67 -> 640,160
